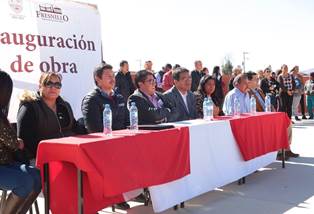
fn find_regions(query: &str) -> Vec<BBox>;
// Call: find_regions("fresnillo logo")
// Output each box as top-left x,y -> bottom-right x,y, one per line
36,4 -> 69,22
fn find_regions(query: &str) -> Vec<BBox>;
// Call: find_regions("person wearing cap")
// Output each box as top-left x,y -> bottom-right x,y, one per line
223,73 -> 250,115
304,72 -> 314,119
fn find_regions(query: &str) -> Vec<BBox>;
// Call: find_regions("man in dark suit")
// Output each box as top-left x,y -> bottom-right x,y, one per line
191,60 -> 204,92
128,70 -> 175,125
164,67 -> 198,122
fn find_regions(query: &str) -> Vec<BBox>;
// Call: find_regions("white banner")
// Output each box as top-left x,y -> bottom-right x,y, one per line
0,0 -> 102,121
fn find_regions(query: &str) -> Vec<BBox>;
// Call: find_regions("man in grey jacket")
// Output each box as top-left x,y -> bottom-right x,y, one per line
164,67 -> 197,122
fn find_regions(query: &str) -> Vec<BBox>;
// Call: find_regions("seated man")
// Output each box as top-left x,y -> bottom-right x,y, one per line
164,67 -> 197,121
223,73 -> 250,115
81,63 -> 129,133
247,71 -> 266,111
81,63 -> 130,210
128,70 -> 174,124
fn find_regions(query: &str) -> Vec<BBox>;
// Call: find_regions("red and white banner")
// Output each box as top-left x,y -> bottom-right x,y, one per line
0,0 -> 102,121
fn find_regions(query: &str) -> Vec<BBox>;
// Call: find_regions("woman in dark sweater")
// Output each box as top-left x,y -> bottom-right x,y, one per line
194,75 -> 224,118
0,70 -> 41,214
17,72 -> 86,160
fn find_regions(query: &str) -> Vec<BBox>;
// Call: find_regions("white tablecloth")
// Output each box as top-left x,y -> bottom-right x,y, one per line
148,119 -> 277,212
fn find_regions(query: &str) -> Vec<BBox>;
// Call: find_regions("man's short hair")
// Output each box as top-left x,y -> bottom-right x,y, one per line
164,63 -> 172,70
310,72 -> 314,78
246,71 -> 257,81
93,63 -> 113,86
172,67 -> 189,81
233,73 -> 248,87
135,70 -> 154,88
120,60 -> 128,67
194,60 -> 202,65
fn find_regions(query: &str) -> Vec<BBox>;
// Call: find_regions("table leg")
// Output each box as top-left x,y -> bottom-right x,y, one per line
78,169 -> 84,214
44,163 -> 50,214
281,149 -> 285,168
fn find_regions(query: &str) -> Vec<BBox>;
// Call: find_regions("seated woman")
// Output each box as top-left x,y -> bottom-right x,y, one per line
194,75 -> 224,118
0,70 -> 41,214
17,71 -> 86,160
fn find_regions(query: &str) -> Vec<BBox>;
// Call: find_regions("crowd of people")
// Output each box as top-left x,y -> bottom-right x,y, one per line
1,59 -> 314,213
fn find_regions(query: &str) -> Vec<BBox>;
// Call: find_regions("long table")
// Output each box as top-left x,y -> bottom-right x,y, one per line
149,112 -> 290,212
36,112 -> 290,214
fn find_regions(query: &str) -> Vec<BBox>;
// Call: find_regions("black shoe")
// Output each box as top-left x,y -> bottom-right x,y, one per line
285,150 -> 300,158
302,115 -> 307,119
133,193 -> 146,203
309,116 -> 314,119
115,202 -> 130,210
277,152 -> 289,161
295,116 -> 301,121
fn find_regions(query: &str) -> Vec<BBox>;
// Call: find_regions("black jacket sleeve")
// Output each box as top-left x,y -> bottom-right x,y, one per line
17,103 -> 39,158
81,95 -> 103,133
128,95 -> 171,124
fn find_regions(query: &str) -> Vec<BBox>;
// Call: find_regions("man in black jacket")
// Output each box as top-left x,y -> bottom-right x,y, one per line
81,63 -> 130,210
81,63 -> 129,133
115,60 -> 135,104
128,70 -> 175,125
190,60 -> 204,92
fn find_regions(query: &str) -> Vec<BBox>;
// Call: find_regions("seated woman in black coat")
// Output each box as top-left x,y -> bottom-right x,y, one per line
194,75 -> 224,118
17,71 -> 86,160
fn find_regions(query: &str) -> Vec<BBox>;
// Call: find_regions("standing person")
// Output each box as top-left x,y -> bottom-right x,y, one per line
81,63 -> 130,210
162,66 -> 174,91
223,74 -> 250,115
277,64 -> 295,118
0,70 -> 41,214
17,72 -> 86,160
190,60 -> 204,92
128,70 -> 175,124
194,75 -> 222,118
155,64 -> 172,92
144,60 -> 154,73
228,66 -> 242,91
291,66 -> 304,121
304,72 -> 314,119
212,66 -> 224,109
260,68 -> 279,109
164,67 -> 198,121
115,60 -> 135,104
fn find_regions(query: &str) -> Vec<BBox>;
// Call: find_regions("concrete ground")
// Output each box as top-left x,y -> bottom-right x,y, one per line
36,119 -> 314,214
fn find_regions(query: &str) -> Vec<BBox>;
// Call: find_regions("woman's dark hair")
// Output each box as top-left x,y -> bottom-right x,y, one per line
135,70 -> 154,88
212,66 -> 220,75
0,70 -> 13,122
197,75 -> 215,95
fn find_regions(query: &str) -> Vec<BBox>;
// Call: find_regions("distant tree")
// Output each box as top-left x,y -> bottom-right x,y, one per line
222,57 -> 233,75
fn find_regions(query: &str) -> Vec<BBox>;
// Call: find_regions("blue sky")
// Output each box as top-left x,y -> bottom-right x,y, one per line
83,0 -> 314,72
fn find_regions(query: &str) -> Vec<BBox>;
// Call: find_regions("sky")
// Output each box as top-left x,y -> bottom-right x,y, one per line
80,0 -> 314,73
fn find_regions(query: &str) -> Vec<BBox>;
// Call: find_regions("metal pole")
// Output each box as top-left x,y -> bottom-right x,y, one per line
78,169 -> 84,214
44,163 -> 50,214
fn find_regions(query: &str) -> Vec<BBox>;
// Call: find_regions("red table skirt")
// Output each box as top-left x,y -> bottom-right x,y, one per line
228,112 -> 290,161
36,127 -> 190,214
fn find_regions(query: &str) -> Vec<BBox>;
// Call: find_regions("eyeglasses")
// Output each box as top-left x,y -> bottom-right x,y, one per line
44,81 -> 62,89
144,79 -> 156,84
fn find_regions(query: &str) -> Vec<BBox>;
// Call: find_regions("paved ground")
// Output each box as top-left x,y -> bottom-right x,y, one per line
36,119 -> 314,214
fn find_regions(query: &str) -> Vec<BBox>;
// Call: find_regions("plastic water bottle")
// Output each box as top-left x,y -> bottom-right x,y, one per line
203,97 -> 213,121
250,96 -> 256,114
103,104 -> 112,135
265,94 -> 272,112
203,97 -> 209,120
233,97 -> 240,116
129,102 -> 138,131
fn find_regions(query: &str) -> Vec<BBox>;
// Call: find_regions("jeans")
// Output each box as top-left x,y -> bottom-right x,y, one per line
307,95 -> 314,118
292,94 -> 302,116
0,162 -> 41,198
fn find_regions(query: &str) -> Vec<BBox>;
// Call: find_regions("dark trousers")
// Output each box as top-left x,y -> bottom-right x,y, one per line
279,92 -> 293,118
300,94 -> 306,116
